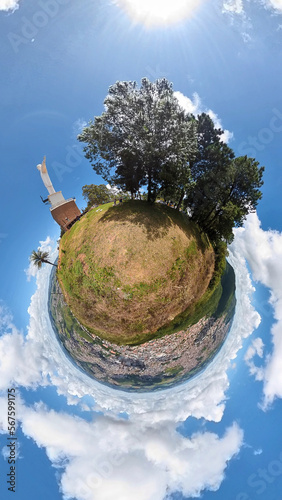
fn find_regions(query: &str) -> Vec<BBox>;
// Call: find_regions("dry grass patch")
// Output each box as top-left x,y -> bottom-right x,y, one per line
57,201 -> 215,344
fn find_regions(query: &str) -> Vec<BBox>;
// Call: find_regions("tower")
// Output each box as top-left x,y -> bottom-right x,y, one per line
37,156 -> 81,232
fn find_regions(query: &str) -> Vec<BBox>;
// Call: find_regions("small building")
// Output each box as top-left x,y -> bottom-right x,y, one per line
37,156 -> 81,232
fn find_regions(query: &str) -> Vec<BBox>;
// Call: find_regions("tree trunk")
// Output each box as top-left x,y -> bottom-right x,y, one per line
43,260 -> 57,267
147,171 -> 152,203
200,183 -> 235,230
177,189 -> 185,210
152,187 -> 157,203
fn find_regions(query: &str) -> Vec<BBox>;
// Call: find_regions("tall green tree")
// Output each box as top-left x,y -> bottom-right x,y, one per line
185,114 -> 264,243
30,250 -> 57,268
78,78 -> 197,202
199,156 -> 264,242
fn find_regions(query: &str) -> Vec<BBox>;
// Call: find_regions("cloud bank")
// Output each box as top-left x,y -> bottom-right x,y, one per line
16,402 -> 243,500
232,212 -> 282,408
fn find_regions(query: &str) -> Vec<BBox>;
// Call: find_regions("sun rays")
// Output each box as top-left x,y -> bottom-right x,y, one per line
115,0 -> 203,27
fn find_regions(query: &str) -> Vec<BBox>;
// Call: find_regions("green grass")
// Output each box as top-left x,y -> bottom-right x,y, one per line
122,277 -> 167,299
57,296 -> 94,344
185,240 -> 197,257
164,365 -> 184,376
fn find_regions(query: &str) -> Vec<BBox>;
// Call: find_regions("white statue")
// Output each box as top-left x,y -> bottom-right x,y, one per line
37,156 -> 56,195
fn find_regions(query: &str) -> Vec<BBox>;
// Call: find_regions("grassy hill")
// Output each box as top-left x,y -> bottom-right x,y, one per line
57,200 -> 216,344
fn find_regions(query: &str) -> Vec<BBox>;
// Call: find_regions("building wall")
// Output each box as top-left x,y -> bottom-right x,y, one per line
50,199 -> 81,231
48,191 -> 65,207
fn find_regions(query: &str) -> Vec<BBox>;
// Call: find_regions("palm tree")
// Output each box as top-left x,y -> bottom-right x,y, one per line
30,250 -> 57,269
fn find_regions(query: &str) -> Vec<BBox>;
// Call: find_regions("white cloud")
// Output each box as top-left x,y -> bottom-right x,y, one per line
222,0 -> 244,14
245,337 -> 264,361
254,448 -> 263,455
242,31 -> 252,43
2,441 -> 20,460
223,0 -> 282,16
244,337 -> 265,381
73,118 -> 87,135
0,0 -> 19,11
0,302 -> 50,391
231,212 -> 282,408
0,331 -> 46,390
106,183 -> 122,194
221,0 -> 253,43
175,91 -> 234,143
207,108 -> 234,143
263,0 -> 282,13
174,91 -> 202,115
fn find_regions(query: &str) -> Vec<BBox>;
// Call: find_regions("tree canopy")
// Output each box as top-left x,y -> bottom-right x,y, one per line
184,114 -> 264,243
78,78 -> 264,243
82,184 -> 113,209
78,78 -> 197,202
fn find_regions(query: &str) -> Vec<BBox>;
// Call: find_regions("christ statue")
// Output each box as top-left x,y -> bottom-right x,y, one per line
37,156 -> 56,195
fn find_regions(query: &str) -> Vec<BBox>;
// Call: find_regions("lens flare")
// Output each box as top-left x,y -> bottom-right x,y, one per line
116,0 -> 202,27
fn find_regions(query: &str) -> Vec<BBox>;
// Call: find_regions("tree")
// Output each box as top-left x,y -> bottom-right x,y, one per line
30,250 -> 57,268
200,156 -> 264,242
78,79 -> 264,242
185,114 -> 264,243
82,184 -> 113,208
78,78 -> 197,202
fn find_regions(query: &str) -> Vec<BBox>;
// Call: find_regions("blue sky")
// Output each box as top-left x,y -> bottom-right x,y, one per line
1,1 -> 282,499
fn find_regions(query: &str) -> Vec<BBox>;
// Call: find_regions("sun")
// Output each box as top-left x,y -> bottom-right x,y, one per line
116,0 -> 202,27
